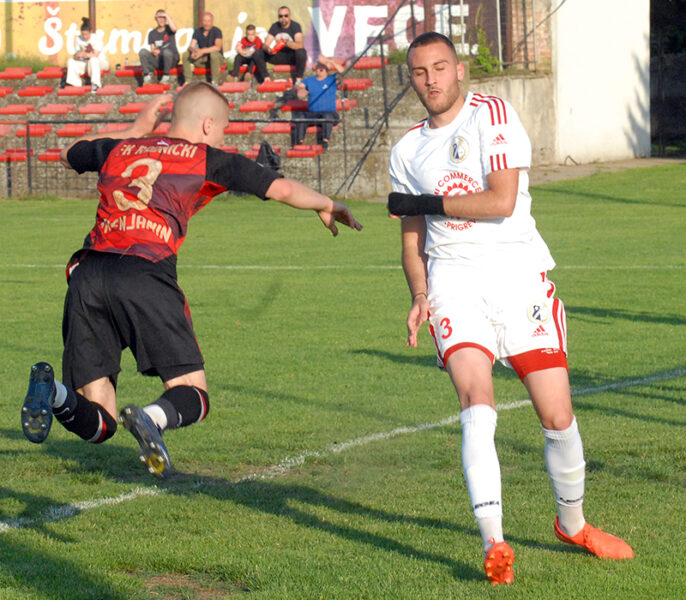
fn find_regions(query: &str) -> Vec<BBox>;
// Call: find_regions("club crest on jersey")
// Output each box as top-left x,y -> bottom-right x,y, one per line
527,302 -> 550,323
449,136 -> 468,163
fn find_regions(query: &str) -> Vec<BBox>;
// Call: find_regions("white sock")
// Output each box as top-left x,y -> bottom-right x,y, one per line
542,417 -> 586,536
143,404 -> 168,431
460,405 -> 504,550
52,380 -> 68,408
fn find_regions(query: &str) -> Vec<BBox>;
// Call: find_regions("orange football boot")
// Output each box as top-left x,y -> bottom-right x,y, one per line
554,517 -> 634,559
484,538 -> 515,585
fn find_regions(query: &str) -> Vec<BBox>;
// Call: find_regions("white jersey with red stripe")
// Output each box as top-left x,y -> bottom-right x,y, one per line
389,91 -> 554,271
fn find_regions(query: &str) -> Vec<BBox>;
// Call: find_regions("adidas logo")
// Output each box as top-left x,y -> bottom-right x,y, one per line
532,325 -> 548,337
491,133 -> 507,146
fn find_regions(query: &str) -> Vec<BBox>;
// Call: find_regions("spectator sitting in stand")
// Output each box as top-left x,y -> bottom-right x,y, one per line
65,17 -> 109,92
230,24 -> 262,81
251,6 -> 307,84
292,56 -> 345,150
182,12 -> 223,86
139,9 -> 179,85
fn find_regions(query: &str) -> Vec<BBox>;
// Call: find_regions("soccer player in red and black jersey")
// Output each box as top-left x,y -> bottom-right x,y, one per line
21,82 -> 362,477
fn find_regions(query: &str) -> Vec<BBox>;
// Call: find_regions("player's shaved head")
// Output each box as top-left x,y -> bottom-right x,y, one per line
407,32 -> 458,66
170,82 -> 229,146
172,82 -> 228,127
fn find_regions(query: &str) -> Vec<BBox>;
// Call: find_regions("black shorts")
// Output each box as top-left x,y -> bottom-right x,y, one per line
62,251 -> 204,390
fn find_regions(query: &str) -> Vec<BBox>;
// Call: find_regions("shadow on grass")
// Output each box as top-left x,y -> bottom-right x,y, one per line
566,305 -> 686,327
1,429 -> 576,585
0,531 -> 131,600
539,185 -> 684,208
350,348 -> 438,368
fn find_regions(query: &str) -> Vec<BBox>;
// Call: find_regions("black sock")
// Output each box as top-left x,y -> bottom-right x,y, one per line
152,386 -> 210,429
54,389 -> 117,443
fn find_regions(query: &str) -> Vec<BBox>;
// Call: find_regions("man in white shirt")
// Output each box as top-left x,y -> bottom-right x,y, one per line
388,32 -> 633,586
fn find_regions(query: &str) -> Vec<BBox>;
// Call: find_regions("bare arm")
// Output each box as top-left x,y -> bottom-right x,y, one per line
60,94 -> 172,167
319,55 -> 345,74
401,215 -> 429,347
287,31 -> 304,51
265,177 -> 362,236
263,33 -> 275,53
164,13 -> 177,33
443,168 -> 519,218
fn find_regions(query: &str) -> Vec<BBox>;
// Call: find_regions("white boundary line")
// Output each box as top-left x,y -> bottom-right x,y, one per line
2,367 -> 684,534
4,264 -> 686,271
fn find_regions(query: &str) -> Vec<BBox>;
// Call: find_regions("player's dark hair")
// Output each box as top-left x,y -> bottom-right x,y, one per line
246,24 -> 256,32
407,32 -> 457,64
80,17 -> 92,32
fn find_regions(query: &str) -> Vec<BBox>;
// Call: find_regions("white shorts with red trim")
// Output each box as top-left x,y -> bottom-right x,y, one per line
427,261 -> 568,379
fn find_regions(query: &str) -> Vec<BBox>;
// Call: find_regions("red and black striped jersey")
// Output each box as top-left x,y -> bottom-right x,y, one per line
67,136 -> 281,262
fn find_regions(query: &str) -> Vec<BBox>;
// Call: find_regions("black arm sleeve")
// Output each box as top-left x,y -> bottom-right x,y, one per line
206,147 -> 283,200
387,192 -> 446,216
66,138 -> 122,174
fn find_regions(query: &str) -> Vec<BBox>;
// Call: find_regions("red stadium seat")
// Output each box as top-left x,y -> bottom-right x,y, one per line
119,102 -> 147,114
273,64 -> 296,73
261,122 -> 292,134
38,148 -> 62,162
245,144 -> 281,159
154,67 -> 181,76
286,144 -> 323,158
115,66 -> 144,77
0,86 -> 13,97
57,124 -> 93,137
224,122 -> 256,134
337,98 -> 357,111
18,86 -> 54,98
39,103 -> 75,115
0,153 -> 27,162
17,124 -> 53,137
339,78 -> 373,91
239,100 -> 275,113
257,81 -> 292,93
36,67 -> 66,79
219,146 -> 239,153
0,67 -> 32,80
58,86 -> 88,96
97,84 -> 132,96
0,123 -> 14,137
136,83 -> 171,95
217,81 -> 250,93
353,57 -> 388,69
193,64 -> 226,75
280,100 -> 308,112
78,103 -> 114,115
0,104 -> 35,115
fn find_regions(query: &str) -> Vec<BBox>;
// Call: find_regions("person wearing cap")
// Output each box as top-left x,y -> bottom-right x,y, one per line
292,56 -> 344,149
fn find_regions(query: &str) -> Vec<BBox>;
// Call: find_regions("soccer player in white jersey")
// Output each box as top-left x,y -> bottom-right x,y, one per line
388,32 -> 633,586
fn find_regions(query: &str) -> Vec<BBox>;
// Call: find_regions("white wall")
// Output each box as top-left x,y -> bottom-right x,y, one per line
552,0 -> 651,162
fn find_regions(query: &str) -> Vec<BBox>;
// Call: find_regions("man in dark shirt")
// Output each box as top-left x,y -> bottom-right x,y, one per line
20,83 -> 362,478
252,6 -> 307,84
139,9 -> 179,84
182,12 -> 223,85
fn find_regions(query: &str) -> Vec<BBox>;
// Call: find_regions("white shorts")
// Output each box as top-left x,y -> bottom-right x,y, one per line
427,261 -> 567,378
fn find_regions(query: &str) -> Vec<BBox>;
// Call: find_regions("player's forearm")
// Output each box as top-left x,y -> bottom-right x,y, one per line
389,189 -> 515,219
266,178 -> 333,212
401,216 -> 428,298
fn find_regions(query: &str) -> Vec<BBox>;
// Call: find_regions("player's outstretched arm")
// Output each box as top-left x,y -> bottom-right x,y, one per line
265,178 -> 363,236
60,94 -> 173,168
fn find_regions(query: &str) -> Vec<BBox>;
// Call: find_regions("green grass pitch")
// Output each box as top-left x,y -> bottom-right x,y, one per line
0,165 -> 684,599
